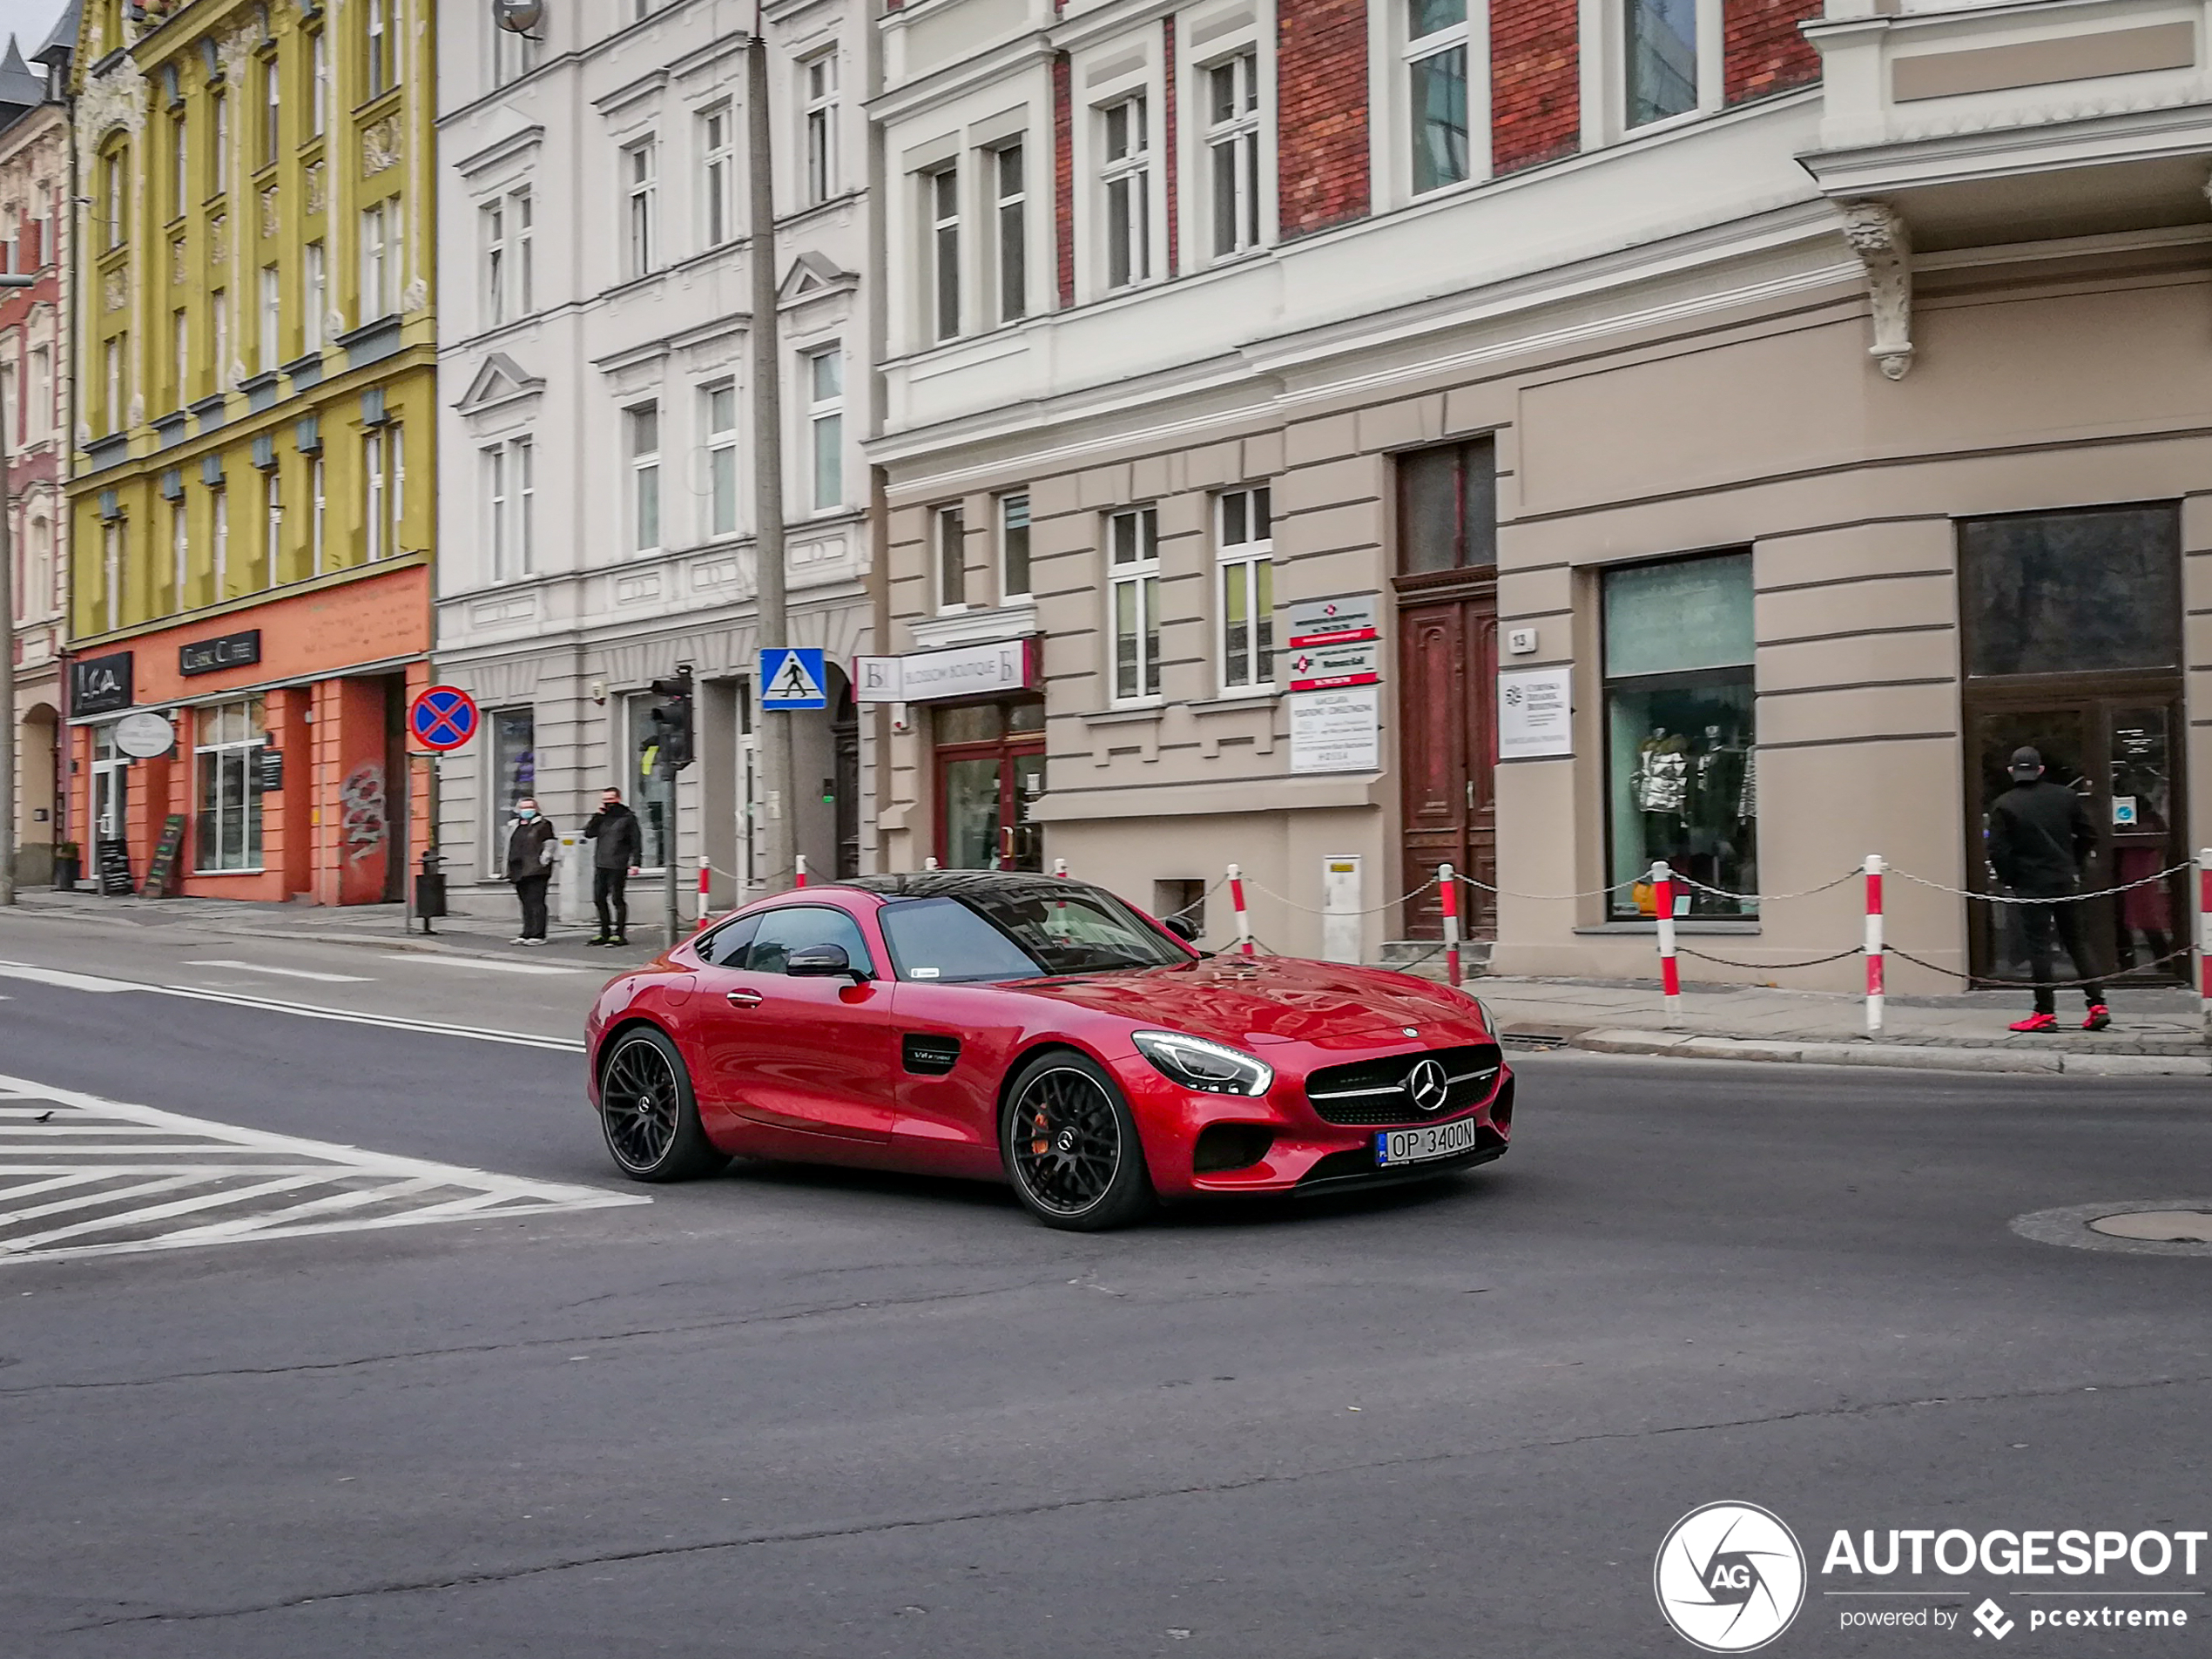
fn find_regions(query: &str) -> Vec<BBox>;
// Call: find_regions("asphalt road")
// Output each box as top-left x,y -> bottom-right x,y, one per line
1,921 -> 2208,1658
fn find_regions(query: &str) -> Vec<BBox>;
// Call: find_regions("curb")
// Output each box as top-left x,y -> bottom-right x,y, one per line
1567,1028 -> 2212,1076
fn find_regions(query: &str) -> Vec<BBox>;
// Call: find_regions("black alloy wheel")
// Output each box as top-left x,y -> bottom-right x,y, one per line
1001,1051 -> 1155,1231
598,1027 -> 728,1182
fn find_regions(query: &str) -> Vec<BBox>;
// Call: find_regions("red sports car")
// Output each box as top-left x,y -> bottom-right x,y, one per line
585,872 -> 1514,1230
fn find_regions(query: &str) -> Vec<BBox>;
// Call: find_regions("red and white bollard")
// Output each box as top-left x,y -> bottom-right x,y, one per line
2197,847 -> 2212,1043
694,857 -> 712,932
1053,858 -> 1068,879
1438,863 -> 1462,988
924,855 -> 940,871
1228,863 -> 1253,957
1650,860 -> 1683,1024
793,852 -> 808,889
1863,853 -> 1885,1037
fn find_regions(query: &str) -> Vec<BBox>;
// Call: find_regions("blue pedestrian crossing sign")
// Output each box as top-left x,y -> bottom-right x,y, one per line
759,647 -> 829,711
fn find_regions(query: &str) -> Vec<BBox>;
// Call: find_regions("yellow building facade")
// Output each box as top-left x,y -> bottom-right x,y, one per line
65,0 -> 435,905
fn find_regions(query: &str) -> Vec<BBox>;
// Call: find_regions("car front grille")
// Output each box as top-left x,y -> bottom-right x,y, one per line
1303,1043 -> 1502,1126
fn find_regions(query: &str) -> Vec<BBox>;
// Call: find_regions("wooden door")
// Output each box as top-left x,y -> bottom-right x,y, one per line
1398,585 -> 1497,939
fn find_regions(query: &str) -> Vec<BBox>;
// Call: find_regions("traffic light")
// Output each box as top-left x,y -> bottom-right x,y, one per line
643,664 -> 695,773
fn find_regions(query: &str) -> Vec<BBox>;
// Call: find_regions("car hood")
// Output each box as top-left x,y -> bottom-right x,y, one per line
1008,955 -> 1487,1051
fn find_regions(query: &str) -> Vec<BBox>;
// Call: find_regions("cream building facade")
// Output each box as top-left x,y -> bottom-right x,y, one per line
866,0 -> 2212,994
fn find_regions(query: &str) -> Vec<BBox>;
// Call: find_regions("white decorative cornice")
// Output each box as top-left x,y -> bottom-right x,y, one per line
1837,199 -> 1914,380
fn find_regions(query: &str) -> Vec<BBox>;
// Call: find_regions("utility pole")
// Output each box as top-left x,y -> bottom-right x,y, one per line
747,10 -> 796,894
0,265 -> 38,907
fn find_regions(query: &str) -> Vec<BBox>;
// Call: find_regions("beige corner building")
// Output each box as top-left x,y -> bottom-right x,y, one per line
862,0 -> 2211,995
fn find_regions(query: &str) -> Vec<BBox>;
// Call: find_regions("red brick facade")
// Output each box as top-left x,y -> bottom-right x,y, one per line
1276,0 -> 1371,239
1723,0 -> 1823,105
1490,0 -> 1580,174
1054,53 -> 1076,307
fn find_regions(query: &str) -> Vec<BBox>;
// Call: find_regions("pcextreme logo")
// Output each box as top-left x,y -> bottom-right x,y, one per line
1656,1501 -> 1810,1653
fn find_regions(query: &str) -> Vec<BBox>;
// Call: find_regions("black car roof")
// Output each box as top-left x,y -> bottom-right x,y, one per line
829,872 -> 1102,904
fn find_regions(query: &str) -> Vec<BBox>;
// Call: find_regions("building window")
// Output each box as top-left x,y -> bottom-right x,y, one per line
263,469 -> 282,586
1397,436 -> 1496,572
211,90 -> 230,197
806,347 -> 842,513
1603,551 -> 1755,918
170,500 -> 188,609
705,383 -> 738,537
992,143 -> 1026,324
1406,0 -> 1470,193
927,165 -> 959,341
1000,492 -> 1031,602
1217,486 -> 1274,691
259,265 -> 280,374
1109,505 -> 1161,700
303,241 -> 326,353
102,145 -> 125,249
1204,52 -> 1262,258
27,347 -> 48,441
482,199 -> 508,325
367,0 -> 398,97
359,201 -> 398,322
212,485 -> 229,597
936,504 -> 966,610
211,288 -> 229,388
700,106 -> 733,248
310,454 -> 327,574
489,436 -> 534,580
169,112 -> 188,219
172,307 -> 189,404
628,403 -> 660,553
365,424 -> 403,560
509,192 -> 533,314
103,518 -> 121,631
103,337 -> 121,432
490,707 -> 536,826
261,51 -> 281,167
194,698 -> 266,873
625,694 -> 673,868
1625,0 -> 1699,127
624,139 -> 658,278
309,29 -> 329,136
1100,95 -> 1150,290
804,54 -> 837,204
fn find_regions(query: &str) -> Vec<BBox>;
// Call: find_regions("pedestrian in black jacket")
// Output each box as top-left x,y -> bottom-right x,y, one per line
1987,747 -> 2109,1032
502,799 -> 557,945
583,787 -> 644,946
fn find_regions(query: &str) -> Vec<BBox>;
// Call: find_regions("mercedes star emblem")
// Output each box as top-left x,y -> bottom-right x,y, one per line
1404,1057 -> 1451,1114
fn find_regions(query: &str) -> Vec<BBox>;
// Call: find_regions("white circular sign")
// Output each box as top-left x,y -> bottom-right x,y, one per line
111,711 -> 176,759
1654,1501 -> 1806,1653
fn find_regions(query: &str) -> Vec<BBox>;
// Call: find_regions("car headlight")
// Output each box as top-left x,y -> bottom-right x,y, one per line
1469,994 -> 1497,1035
1131,1030 -> 1275,1097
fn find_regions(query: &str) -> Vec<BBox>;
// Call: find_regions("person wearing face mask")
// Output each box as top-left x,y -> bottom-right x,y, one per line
502,797 -> 558,945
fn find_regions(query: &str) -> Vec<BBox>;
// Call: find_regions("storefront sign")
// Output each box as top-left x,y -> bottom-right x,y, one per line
1285,596 -> 1380,649
1498,667 -> 1574,759
1289,685 -> 1381,773
854,639 -> 1035,704
71,652 -> 134,717
112,711 -> 176,759
1286,639 -> 1381,692
258,749 -> 285,793
179,629 -> 262,677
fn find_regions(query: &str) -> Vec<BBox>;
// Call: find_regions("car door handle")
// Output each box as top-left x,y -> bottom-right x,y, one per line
725,989 -> 763,1008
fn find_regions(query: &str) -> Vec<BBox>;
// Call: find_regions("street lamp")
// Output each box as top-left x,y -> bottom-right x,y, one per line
0,265 -> 37,908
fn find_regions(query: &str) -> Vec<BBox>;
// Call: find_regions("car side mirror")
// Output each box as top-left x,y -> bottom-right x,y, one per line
786,941 -> 864,980
1163,915 -> 1199,943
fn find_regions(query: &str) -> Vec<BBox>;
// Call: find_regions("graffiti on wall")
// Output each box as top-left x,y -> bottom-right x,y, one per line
340,763 -> 387,864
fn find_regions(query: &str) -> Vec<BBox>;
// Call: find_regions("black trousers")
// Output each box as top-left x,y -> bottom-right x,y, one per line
593,868 -> 630,938
2019,899 -> 2104,1014
514,874 -> 550,941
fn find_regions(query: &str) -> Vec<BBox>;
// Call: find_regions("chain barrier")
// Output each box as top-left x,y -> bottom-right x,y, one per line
1889,860 -> 2195,906
1676,944 -> 1867,971
1883,941 -> 2197,988
1459,873 -> 1642,902
1162,873 -> 1231,922
1244,875 -> 1440,918
1672,869 -> 1862,905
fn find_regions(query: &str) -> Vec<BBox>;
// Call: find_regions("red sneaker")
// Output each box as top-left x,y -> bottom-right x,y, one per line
2082,1005 -> 2112,1032
2009,1012 -> 2059,1033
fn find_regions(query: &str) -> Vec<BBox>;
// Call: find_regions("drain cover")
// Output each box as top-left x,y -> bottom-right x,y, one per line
2013,1199 -> 2212,1257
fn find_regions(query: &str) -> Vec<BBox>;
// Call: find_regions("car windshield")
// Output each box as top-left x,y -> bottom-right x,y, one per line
878,887 -> 1189,981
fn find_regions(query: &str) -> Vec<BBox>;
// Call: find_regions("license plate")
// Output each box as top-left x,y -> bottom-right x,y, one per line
1376,1115 -> 1480,1167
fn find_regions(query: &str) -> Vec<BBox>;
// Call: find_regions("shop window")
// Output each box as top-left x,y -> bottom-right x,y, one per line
625,694 -> 673,869
1602,552 -> 1755,918
489,708 -> 536,853
1398,437 -> 1495,574
1108,506 -> 1160,701
194,697 -> 266,873
1960,505 -> 2180,679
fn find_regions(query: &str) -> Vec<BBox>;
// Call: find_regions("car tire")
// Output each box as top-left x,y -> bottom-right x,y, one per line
597,1026 -> 729,1183
1001,1049 -> 1156,1231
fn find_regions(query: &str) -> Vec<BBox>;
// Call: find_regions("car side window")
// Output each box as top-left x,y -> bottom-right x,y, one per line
879,897 -> 1041,982
745,906 -> 875,977
694,915 -> 758,968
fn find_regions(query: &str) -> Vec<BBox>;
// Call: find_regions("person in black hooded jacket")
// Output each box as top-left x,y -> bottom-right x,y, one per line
1986,746 -> 2108,1032
583,787 -> 644,946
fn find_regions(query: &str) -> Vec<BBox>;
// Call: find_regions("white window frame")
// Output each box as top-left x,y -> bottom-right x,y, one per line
192,698 -> 266,874
488,435 -> 534,581
367,0 -> 397,97
212,485 -> 229,597
103,518 -> 121,631
264,467 -> 283,587
925,165 -> 960,342
1403,0 -> 1474,197
510,190 -> 535,315
262,50 -> 281,167
1097,93 -> 1150,293
310,454 -> 327,574
803,53 -> 838,205
170,498 -> 188,605
704,382 -> 738,539
212,89 -> 230,199
1578,0 -> 1721,148
303,240 -> 326,353
700,105 -> 734,249
359,201 -> 392,322
212,288 -> 229,389
482,198 -> 509,326
172,307 -> 188,405
170,111 -> 187,219
1107,505 -> 1161,704
310,28 -> 329,137
1371,0 -> 1495,206
1200,51 -> 1263,261
804,347 -> 842,514
1000,491 -> 1031,605
365,423 -> 403,561
624,138 -> 658,279
627,402 -> 661,555
258,264 -> 280,374
103,338 -> 120,433
1216,486 -> 1275,694
991,142 -> 1026,325
935,503 -> 967,612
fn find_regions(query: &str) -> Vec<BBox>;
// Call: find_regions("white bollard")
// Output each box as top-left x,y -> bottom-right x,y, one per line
2198,847 -> 2212,1045
1229,863 -> 1253,957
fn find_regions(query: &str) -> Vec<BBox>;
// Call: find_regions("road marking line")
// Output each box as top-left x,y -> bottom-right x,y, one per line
158,1177 -> 445,1243
380,953 -> 585,977
185,960 -> 376,983
0,1174 -> 212,1230
4,1175 -> 337,1252
0,962 -> 139,992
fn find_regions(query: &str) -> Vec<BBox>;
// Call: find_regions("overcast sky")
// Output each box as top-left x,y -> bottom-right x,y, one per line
0,0 -> 64,62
